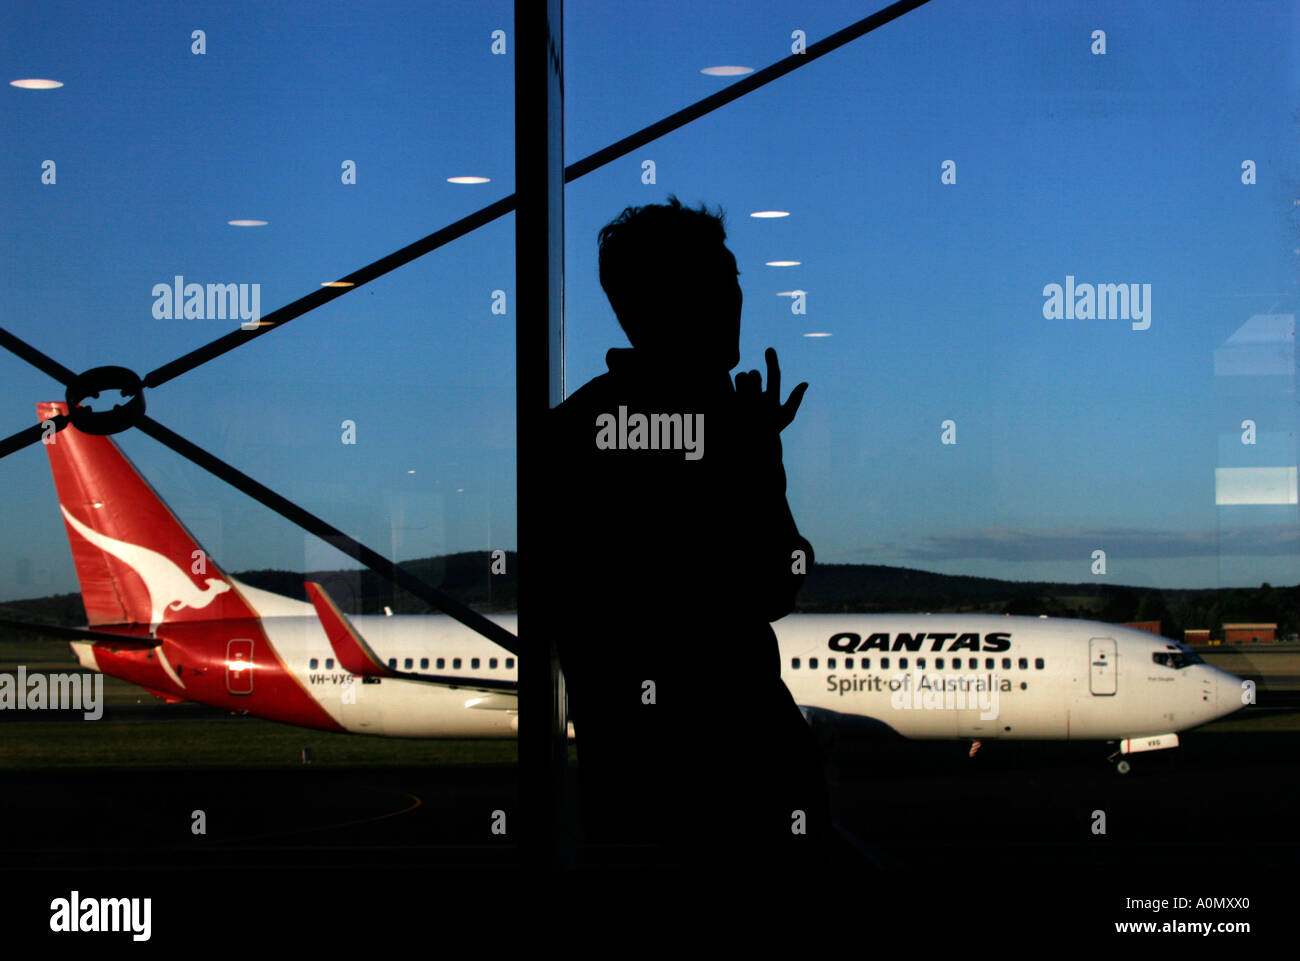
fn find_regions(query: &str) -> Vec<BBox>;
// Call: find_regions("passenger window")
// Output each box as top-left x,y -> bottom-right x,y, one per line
845,657 -> 854,669
899,657 -> 908,669
420,657 -> 429,669
490,658 -> 498,669
453,658 -> 462,669
388,658 -> 396,669
881,657 -> 889,669
917,657 -> 926,669
792,658 -> 801,669
1018,657 -> 1028,670
862,658 -> 870,669
936,658 -> 944,669
1002,658 -> 1011,670
985,657 -> 994,669
437,657 -> 445,669
404,658 -> 413,669
325,658 -> 334,669
310,658 -> 318,669
472,657 -> 480,669
506,658 -> 515,669
1035,657 -> 1044,669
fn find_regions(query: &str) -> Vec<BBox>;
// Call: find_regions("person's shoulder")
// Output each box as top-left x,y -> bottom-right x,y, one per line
555,373 -> 612,409
552,368 -> 619,424
549,373 -> 615,457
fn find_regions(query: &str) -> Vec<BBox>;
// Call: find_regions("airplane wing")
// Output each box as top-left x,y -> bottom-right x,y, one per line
304,582 -> 517,695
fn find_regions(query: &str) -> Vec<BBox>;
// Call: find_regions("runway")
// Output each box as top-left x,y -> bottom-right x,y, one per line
1,684 -> 1293,941
2,714 -> 1294,870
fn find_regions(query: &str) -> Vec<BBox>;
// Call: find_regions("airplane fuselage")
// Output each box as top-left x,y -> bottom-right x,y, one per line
72,585 -> 1244,741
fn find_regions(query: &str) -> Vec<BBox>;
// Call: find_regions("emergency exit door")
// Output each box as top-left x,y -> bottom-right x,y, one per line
1089,637 -> 1116,695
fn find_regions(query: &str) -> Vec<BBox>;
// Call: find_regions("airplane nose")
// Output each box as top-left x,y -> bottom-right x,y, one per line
1215,669 -> 1248,719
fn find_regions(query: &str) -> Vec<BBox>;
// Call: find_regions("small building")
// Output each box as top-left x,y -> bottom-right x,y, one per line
1184,629 -> 1211,645
1222,623 -> 1277,643
1125,621 -> 1162,636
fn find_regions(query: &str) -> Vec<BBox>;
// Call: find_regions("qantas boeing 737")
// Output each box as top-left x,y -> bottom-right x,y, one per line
7,402 -> 1246,772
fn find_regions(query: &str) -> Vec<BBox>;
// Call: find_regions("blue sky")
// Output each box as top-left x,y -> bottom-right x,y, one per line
1,0 -> 1297,603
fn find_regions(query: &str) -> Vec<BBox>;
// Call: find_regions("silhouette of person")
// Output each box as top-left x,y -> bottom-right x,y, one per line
548,195 -> 832,869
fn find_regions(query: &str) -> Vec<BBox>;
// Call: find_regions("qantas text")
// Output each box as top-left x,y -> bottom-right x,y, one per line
828,631 -> 1012,653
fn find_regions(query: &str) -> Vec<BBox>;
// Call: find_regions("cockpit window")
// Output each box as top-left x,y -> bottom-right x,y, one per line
1153,650 -> 1202,669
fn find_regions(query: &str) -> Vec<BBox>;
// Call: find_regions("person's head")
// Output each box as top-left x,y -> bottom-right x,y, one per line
598,194 -> 742,371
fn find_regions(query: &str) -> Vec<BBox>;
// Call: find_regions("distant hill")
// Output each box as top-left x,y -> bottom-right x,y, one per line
797,564 -> 1300,640
2,552 -> 1296,641
0,551 -> 517,639
232,551 -> 519,615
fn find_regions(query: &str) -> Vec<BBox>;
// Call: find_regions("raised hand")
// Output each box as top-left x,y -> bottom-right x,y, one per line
734,347 -> 808,433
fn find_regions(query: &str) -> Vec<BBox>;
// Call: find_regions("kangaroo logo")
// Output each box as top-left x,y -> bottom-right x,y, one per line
60,507 -> 231,629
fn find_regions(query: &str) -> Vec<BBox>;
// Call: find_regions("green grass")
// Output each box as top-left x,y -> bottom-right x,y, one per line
1195,712 -> 1300,734
2,708 -> 1292,771
0,716 -> 526,768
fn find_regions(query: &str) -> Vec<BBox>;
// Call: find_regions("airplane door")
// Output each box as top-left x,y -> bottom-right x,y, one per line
1089,638 -> 1116,696
226,638 -> 254,695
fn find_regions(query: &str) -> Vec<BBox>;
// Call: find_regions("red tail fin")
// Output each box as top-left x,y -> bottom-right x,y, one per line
37,401 -> 245,629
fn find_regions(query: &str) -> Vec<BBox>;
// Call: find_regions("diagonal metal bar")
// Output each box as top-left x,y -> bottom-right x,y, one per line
133,414 -> 520,655
141,0 -> 929,390
0,412 -> 69,460
564,0 -> 931,182
0,327 -> 78,386
143,195 -> 517,389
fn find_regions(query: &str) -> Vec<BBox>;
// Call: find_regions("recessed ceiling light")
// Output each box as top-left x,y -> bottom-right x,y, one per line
803,332 -> 832,338
447,176 -> 490,184
228,219 -> 267,226
766,260 -> 801,267
702,66 -> 753,77
321,281 -> 354,287
750,210 -> 790,218
776,290 -> 807,297
10,79 -> 62,89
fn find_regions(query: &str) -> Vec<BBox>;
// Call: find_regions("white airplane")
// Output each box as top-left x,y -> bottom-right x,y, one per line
778,614 -> 1245,772
13,401 -> 1246,773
